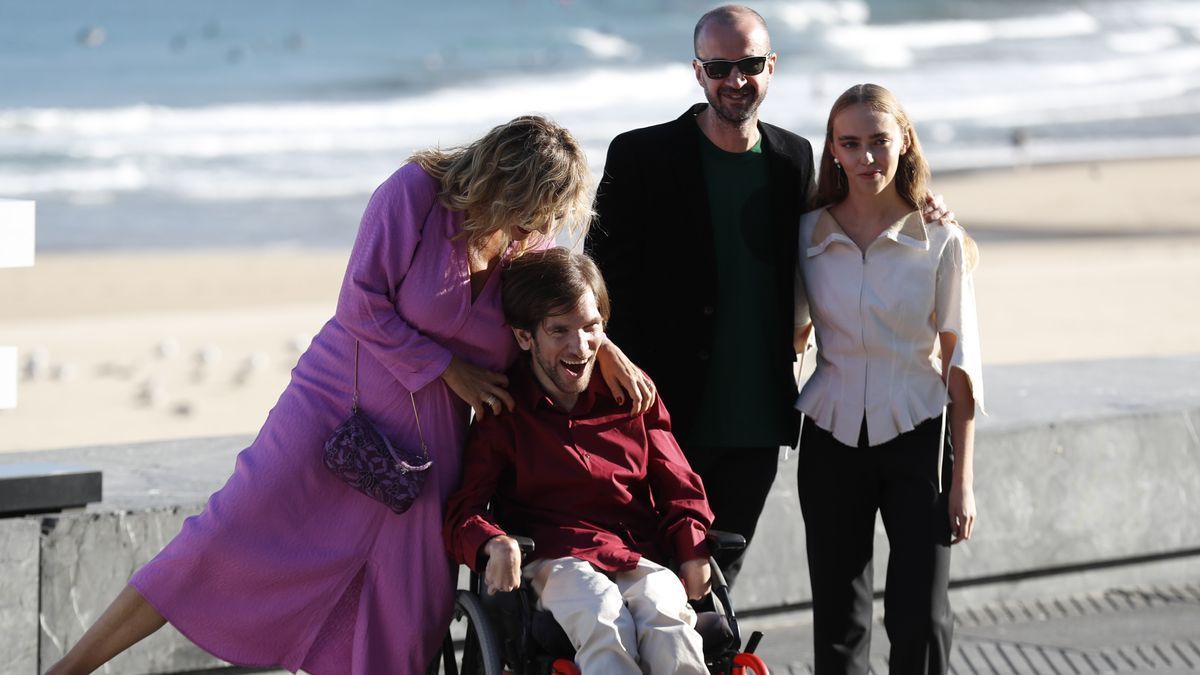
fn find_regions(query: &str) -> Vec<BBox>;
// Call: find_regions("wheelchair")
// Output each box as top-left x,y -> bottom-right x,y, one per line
431,531 -> 770,675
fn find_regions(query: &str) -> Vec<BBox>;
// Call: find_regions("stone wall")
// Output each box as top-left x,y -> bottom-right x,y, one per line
38,508 -> 220,674
735,403 -> 1200,611
0,518 -> 39,675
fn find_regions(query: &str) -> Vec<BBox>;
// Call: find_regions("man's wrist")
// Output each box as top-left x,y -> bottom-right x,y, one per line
484,534 -> 516,556
487,534 -> 515,545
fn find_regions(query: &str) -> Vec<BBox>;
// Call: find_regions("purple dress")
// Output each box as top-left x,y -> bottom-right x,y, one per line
131,163 -> 522,674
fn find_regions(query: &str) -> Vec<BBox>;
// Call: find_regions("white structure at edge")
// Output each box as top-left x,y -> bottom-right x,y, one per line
1,198 -> 36,409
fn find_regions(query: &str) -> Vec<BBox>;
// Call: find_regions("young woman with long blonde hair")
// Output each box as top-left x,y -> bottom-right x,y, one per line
794,85 -> 984,674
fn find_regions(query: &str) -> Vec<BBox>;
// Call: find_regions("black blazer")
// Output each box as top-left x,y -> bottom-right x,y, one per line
587,104 -> 815,446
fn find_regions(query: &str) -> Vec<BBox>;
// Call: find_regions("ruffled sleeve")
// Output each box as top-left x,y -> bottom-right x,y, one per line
335,164 -> 455,392
935,227 -> 986,414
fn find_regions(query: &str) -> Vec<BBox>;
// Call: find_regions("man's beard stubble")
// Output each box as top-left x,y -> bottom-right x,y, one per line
706,83 -> 763,128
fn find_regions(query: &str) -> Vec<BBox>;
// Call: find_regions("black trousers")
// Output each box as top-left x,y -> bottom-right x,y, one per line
797,416 -> 953,675
685,445 -> 780,588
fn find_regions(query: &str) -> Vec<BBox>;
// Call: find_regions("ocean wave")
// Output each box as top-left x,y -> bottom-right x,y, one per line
569,28 -> 640,60
774,0 -> 869,30
1117,0 -> 1200,26
820,9 -> 1099,51
1106,27 -> 1182,54
0,67 -> 694,162
816,9 -> 1101,68
4,2 -> 1200,206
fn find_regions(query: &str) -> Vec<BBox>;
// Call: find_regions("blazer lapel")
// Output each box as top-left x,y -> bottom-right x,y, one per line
669,105 -> 718,300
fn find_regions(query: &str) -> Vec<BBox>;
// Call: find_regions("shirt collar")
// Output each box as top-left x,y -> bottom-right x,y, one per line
807,208 -> 928,257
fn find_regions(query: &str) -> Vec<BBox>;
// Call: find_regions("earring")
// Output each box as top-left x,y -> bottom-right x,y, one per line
833,158 -> 841,167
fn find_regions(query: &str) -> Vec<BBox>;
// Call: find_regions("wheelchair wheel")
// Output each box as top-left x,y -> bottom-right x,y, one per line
452,589 -> 504,675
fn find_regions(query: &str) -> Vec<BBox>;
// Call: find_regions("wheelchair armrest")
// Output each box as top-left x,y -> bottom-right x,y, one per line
706,529 -> 746,554
700,531 -> 746,651
511,535 -> 536,556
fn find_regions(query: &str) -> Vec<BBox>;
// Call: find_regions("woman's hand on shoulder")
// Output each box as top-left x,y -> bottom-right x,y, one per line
440,356 -> 513,418
596,337 -> 656,415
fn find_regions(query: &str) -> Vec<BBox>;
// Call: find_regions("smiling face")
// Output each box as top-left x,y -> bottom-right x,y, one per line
829,103 -> 909,198
513,289 -> 605,411
504,208 -> 572,243
693,15 -> 774,128
504,219 -> 540,243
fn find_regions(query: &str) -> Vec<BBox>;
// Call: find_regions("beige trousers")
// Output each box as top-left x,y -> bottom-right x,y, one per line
523,556 -> 707,675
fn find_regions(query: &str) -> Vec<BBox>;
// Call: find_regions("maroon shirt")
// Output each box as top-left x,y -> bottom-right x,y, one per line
443,357 -> 713,573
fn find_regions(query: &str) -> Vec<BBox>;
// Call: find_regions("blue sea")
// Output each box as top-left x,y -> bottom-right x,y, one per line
3,0 -> 1199,250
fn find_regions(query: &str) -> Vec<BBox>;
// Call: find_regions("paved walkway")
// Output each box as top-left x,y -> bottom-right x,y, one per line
252,577 -> 1200,675
741,578 -> 1200,674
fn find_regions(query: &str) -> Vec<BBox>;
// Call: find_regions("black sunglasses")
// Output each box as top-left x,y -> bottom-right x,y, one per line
696,53 -> 772,80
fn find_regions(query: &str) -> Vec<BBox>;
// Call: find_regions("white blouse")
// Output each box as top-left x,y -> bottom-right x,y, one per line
795,207 -> 985,448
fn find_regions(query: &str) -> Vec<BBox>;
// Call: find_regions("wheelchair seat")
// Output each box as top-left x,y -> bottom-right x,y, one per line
483,583 -> 738,664
450,530 -> 766,675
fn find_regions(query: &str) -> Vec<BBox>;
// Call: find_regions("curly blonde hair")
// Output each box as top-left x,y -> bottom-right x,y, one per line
409,115 -> 593,254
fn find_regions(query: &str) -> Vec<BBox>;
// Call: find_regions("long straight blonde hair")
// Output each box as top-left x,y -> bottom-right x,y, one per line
410,115 -> 593,254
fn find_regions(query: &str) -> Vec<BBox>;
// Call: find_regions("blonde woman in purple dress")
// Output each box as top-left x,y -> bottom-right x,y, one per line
47,116 -> 655,675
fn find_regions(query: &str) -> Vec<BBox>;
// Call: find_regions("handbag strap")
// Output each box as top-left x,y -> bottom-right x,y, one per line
352,340 -> 361,412
352,340 -> 427,451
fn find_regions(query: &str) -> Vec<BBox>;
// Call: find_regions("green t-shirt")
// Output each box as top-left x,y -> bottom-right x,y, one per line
687,133 -> 789,448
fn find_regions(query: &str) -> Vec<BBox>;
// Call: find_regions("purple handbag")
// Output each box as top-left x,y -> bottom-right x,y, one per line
323,341 -> 433,514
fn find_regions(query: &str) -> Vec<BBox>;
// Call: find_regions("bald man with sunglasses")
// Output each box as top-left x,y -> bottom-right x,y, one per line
586,5 -> 812,587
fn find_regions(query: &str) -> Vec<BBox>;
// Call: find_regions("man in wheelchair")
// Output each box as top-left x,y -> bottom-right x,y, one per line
444,248 -> 716,674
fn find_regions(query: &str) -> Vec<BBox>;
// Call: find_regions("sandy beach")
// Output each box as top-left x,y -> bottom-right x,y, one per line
3,157 -> 1199,454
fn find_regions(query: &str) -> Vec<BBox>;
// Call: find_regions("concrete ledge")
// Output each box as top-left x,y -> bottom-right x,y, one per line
3,355 -> 1198,673
736,404 -> 1200,609
736,355 -> 1200,609
0,463 -> 102,516
0,435 -> 255,674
